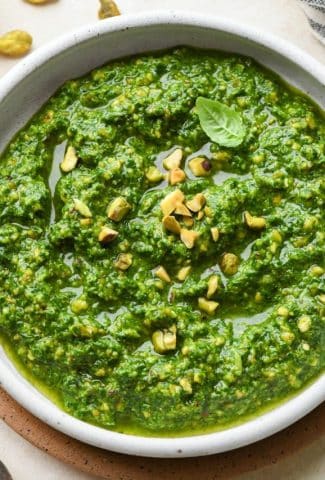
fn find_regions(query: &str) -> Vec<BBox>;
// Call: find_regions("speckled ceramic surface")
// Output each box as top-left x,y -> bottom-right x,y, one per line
0,389 -> 324,479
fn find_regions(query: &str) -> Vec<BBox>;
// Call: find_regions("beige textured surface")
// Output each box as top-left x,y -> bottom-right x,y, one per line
0,1 -> 324,479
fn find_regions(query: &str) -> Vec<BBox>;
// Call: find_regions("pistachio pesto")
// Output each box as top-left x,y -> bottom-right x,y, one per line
0,48 -> 324,436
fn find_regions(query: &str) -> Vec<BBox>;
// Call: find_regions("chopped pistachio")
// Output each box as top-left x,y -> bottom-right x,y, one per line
174,202 -> 192,217
160,189 -> 184,216
277,306 -> 289,318
80,218 -> 92,226
163,148 -> 183,170
273,193 -> 282,205
70,298 -> 88,314
98,0 -> 121,19
186,193 -> 206,213
183,216 -> 194,227
303,216 -> 318,231
210,227 -> 219,242
271,229 -> 282,243
198,297 -> 219,314
180,228 -> 199,249
155,266 -> 171,283
98,226 -> 118,244
107,197 -> 131,222
61,146 -> 78,172
255,292 -> 263,303
177,266 -> 191,281
114,253 -> 132,270
269,242 -> 278,254
169,167 -> 186,185
95,368 -> 106,377
146,166 -> 164,183
179,377 -> 192,394
193,372 -> 202,384
162,215 -> 181,234
204,206 -> 213,217
297,315 -> 312,333
188,157 -> 211,176
281,330 -> 295,344
152,325 -> 176,354
181,346 -> 190,355
213,151 -> 231,162
310,265 -> 324,277
73,199 -> 92,218
207,275 -> 219,298
220,253 -> 239,275
244,211 -> 266,230
197,210 -> 204,220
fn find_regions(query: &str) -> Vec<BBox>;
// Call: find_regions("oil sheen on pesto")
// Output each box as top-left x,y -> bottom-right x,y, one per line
0,48 -> 324,436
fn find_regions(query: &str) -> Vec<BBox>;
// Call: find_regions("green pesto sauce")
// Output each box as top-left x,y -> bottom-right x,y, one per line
0,48 -> 324,436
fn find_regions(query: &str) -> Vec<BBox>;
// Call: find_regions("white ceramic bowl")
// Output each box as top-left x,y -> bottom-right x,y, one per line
0,11 -> 324,458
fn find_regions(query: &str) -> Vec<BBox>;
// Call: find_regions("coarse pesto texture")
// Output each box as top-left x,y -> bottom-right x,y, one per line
0,48 -> 324,436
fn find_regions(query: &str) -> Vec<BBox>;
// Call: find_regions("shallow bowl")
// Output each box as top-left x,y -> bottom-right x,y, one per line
0,11 -> 324,458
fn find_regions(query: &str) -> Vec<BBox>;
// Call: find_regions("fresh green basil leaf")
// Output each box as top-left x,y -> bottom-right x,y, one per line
196,96 -> 246,148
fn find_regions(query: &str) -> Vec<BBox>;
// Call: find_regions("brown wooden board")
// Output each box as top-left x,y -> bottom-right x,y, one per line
0,389 -> 324,480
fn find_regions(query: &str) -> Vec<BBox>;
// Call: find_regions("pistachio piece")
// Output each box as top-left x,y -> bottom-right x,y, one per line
310,265 -> 324,277
98,0 -> 121,19
169,168 -> 186,185
183,216 -> 194,227
107,197 -> 131,222
114,253 -> 132,270
179,377 -> 192,394
197,210 -> 204,220
0,30 -> 32,57
198,297 -> 219,314
73,199 -> 92,218
271,229 -> 282,243
177,266 -> 191,281
210,227 -> 220,242
145,166 -> 164,183
163,148 -> 183,170
188,157 -> 211,176
281,330 -> 295,344
204,206 -> 213,217
220,253 -> 239,275
174,202 -> 192,217
244,211 -> 266,230
207,275 -> 219,298
277,306 -> 290,318
152,325 -> 176,354
186,193 -> 206,213
162,215 -> 181,234
70,298 -> 88,314
80,218 -> 92,226
155,266 -> 171,283
98,226 -> 118,245
61,146 -> 78,173
160,189 -> 184,216
180,228 -> 199,249
297,315 -> 312,333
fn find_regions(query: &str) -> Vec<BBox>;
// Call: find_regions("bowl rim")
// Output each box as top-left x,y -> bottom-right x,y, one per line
0,10 -> 324,458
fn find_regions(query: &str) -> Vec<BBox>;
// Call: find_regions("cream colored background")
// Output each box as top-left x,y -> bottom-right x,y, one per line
0,0 -> 324,479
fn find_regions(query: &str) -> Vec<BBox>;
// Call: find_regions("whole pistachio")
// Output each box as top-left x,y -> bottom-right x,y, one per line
0,30 -> 32,57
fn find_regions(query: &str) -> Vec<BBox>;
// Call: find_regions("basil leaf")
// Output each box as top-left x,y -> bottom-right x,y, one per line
196,96 -> 246,148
